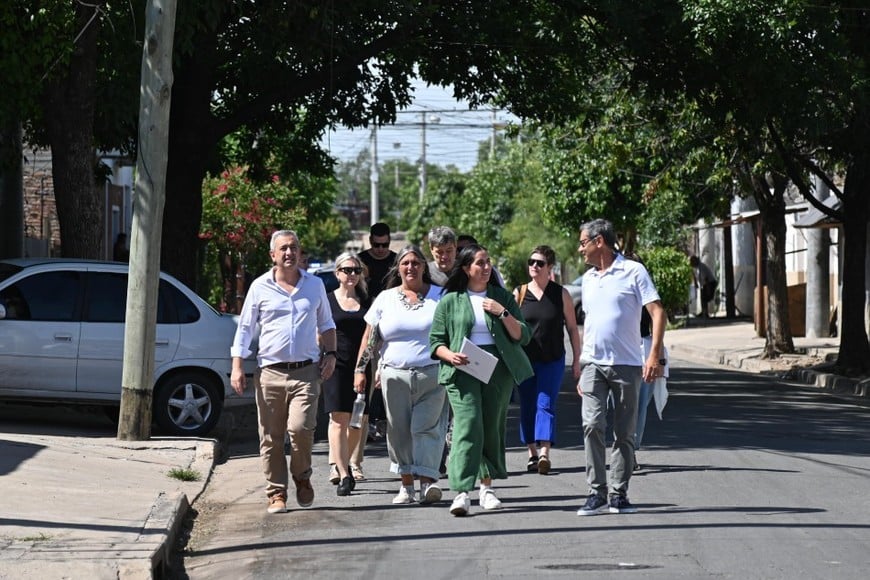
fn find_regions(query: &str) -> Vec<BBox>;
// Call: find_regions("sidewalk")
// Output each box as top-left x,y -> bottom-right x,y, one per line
0,429 -> 218,579
665,316 -> 867,399
0,317 -> 864,579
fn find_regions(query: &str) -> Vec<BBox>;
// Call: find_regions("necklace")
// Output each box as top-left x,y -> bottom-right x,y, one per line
398,287 -> 426,310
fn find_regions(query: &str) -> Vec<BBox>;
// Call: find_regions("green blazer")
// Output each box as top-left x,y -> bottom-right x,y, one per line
429,284 -> 534,386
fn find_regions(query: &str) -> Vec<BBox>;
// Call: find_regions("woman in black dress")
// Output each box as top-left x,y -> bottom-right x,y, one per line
322,252 -> 371,496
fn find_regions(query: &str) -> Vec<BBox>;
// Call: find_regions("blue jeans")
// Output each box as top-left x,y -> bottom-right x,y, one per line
380,364 -> 448,481
518,356 -> 565,446
580,363 -> 640,497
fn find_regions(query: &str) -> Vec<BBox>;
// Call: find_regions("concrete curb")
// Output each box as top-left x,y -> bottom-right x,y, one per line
669,343 -> 869,402
145,438 -> 216,579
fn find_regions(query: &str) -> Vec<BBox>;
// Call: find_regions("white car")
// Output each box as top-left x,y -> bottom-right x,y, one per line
0,258 -> 256,436
564,275 -> 584,325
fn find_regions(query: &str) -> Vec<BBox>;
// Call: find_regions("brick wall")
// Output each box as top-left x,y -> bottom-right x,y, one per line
21,148 -> 60,256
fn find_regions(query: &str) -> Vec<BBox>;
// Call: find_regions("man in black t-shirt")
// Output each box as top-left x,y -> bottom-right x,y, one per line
358,222 -> 397,298
355,223 -> 396,460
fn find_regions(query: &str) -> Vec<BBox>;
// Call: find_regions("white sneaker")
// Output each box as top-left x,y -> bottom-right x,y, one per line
420,482 -> 442,504
392,485 -> 416,505
479,488 -> 503,510
449,492 -> 471,516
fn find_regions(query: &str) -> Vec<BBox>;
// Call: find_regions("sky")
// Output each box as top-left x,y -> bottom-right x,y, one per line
320,80 -> 519,173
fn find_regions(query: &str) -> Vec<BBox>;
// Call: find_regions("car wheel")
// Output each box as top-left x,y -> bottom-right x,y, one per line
154,372 -> 222,436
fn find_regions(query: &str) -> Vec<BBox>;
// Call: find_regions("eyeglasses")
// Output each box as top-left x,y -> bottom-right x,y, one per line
578,235 -> 600,249
527,259 -> 547,268
371,242 -> 390,249
337,267 -> 363,275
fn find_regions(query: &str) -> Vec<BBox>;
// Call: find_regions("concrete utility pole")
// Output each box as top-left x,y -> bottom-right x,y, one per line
118,0 -> 176,441
370,126 -> 379,224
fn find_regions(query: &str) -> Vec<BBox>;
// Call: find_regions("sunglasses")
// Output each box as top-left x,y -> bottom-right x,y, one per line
337,267 -> 363,275
527,259 -> 547,268
371,242 -> 390,248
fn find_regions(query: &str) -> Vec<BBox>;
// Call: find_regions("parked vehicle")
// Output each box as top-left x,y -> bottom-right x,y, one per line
564,275 -> 584,325
0,259 -> 256,436
310,263 -> 339,292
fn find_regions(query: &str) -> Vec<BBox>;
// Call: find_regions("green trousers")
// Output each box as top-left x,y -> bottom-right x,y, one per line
445,345 -> 515,492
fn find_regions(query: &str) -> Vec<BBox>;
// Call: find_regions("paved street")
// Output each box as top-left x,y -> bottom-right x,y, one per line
175,359 -> 870,579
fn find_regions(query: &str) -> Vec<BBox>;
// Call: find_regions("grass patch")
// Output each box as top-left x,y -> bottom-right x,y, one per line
16,532 -> 52,542
168,467 -> 201,482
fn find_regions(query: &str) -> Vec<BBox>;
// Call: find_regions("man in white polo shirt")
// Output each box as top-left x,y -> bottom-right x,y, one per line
574,219 -> 667,516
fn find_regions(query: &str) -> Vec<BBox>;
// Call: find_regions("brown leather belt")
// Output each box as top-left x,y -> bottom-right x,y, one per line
265,359 -> 314,371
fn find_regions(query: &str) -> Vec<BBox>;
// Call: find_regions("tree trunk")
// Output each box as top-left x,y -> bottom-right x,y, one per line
762,195 -> 794,356
835,157 -> 870,374
40,4 -> 102,259
160,44 -> 218,290
0,118 -> 24,258
750,172 -> 794,358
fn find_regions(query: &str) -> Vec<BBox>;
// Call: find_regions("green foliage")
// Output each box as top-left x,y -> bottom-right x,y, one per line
639,246 -> 693,316
198,164 -> 344,309
200,166 -> 308,269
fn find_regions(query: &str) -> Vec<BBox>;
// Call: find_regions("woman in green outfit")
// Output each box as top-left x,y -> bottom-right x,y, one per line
429,244 -> 534,516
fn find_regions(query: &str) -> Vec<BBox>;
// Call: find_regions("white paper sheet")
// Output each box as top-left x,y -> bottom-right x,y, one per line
458,337 -> 498,383
653,378 -> 668,419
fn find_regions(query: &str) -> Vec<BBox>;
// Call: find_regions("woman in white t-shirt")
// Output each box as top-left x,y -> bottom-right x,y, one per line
354,245 -> 447,506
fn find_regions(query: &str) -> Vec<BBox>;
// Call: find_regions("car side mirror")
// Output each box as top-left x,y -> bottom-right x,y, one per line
0,303 -> 6,319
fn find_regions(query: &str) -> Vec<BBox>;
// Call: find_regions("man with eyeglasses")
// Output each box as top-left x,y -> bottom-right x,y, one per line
359,222 -> 397,298
574,219 -> 667,517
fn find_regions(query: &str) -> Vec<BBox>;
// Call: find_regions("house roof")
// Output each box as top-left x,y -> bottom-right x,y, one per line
793,195 -> 842,229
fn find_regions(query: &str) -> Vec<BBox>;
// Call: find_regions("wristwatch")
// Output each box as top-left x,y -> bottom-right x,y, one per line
499,309 -> 511,319
658,358 -> 667,366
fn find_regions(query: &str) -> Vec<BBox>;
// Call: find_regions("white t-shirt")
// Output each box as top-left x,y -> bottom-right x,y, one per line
468,290 -> 495,346
365,284 -> 443,368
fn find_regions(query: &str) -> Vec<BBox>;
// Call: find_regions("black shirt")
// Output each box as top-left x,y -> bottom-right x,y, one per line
359,249 -> 397,298
519,281 -> 566,363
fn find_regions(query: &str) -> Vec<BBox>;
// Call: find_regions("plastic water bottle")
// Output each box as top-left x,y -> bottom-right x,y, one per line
349,393 -> 366,429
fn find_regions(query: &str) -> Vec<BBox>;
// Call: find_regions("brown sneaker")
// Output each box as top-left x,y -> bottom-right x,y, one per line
294,476 -> 314,507
267,492 -> 288,514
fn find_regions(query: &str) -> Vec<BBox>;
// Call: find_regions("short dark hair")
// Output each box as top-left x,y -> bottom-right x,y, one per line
530,245 -> 556,265
457,234 -> 478,246
370,222 -> 391,237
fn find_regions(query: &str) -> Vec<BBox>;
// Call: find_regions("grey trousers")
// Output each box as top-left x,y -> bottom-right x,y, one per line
580,363 -> 641,497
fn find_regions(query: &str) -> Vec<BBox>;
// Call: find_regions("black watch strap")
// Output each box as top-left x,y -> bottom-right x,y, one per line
658,358 -> 667,365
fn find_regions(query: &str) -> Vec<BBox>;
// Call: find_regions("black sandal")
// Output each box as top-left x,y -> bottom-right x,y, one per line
527,455 -> 539,472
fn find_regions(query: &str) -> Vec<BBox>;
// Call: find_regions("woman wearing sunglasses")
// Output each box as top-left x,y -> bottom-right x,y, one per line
322,252 -> 371,496
514,245 -> 581,475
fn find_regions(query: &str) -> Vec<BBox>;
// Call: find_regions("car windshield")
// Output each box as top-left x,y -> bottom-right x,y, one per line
0,263 -> 23,285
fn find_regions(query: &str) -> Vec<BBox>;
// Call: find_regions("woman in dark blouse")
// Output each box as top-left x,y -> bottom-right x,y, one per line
322,252 -> 370,496
514,245 -> 581,475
